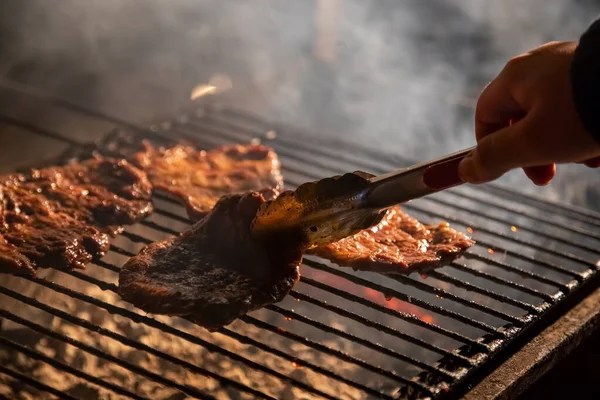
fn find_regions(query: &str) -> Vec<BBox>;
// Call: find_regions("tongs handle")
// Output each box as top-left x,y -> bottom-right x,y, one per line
365,146 -> 475,208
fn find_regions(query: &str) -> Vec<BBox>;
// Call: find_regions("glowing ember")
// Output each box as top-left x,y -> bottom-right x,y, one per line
488,248 -> 495,254
303,269 -> 436,322
291,362 -> 301,369
419,273 -> 428,279
466,227 -> 474,234
510,226 -> 518,232
420,315 -> 435,324
190,84 -> 217,100
190,74 -> 233,100
265,130 -> 277,140
284,317 -> 293,321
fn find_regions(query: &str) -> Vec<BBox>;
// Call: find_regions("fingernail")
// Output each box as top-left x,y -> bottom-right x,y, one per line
458,156 -> 474,183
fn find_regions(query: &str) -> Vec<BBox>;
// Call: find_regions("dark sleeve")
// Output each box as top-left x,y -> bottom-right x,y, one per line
570,18 -> 600,144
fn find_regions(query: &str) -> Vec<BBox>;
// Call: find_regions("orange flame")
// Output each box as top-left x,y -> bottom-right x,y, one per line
302,269 -> 437,324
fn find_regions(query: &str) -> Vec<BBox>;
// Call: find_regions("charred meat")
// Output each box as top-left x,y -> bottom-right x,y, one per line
119,191 -> 301,331
309,206 -> 474,274
131,141 -> 284,220
0,157 -> 153,275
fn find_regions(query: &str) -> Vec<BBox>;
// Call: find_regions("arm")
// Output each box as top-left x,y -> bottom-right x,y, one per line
571,18 -> 600,143
458,18 -> 600,185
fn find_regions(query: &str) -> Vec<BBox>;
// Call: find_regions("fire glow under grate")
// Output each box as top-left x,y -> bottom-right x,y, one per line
0,103 -> 600,400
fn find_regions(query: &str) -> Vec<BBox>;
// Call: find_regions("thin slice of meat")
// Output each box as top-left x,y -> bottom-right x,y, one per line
309,206 -> 474,274
0,156 -> 153,275
119,191 -> 301,331
131,140 -> 284,220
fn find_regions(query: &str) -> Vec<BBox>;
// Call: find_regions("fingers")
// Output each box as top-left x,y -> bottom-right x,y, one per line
475,69 -> 523,141
523,165 -> 556,185
458,117 -> 543,184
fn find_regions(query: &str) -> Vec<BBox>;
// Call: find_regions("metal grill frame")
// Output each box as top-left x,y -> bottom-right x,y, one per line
0,90 -> 599,399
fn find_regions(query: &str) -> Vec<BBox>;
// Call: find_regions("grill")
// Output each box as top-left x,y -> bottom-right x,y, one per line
1,89 -> 600,399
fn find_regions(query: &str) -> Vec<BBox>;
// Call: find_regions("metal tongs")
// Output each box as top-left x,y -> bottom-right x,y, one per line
251,146 -> 475,248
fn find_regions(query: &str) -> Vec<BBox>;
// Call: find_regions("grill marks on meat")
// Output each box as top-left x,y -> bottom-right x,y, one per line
0,157 -> 153,275
309,206 -> 474,274
119,191 -> 301,331
132,141 -> 284,221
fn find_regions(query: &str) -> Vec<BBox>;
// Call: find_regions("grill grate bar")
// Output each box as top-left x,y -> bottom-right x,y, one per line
0,308 -> 214,400
480,184 -> 600,228
406,202 -> 594,272
20,274 -> 341,400
199,110 -> 600,225
427,270 -> 544,313
0,285 -> 275,400
428,196 -> 600,256
267,304 -> 458,379
296,278 -> 488,352
0,365 -> 78,400
288,291 -> 475,366
464,237 -> 588,280
0,336 -> 143,400
387,275 -> 526,325
238,315 -> 434,394
446,190 -> 600,241
0,115 -> 80,146
461,252 -> 574,291
450,262 -> 564,303
304,260 -> 500,336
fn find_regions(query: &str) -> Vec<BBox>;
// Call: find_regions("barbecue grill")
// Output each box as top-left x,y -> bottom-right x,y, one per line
1,86 -> 600,399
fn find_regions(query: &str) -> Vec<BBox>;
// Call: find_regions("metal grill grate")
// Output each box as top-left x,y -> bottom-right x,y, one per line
0,98 -> 599,399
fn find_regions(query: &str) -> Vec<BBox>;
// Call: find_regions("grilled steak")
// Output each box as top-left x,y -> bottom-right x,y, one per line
0,157 -> 153,275
119,191 -> 301,331
309,206 -> 474,274
131,140 -> 284,220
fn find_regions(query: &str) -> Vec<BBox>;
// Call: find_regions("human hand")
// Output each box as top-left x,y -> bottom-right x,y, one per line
458,41 -> 600,185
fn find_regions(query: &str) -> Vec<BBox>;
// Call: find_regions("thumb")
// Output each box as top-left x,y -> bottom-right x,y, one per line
458,119 -> 534,184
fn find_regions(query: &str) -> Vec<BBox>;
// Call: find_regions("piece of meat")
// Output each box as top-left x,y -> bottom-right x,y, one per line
131,140 -> 284,220
0,157 -> 153,275
119,191 -> 301,331
309,206 -> 474,274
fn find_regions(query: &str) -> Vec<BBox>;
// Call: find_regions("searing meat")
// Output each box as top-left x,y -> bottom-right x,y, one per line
0,157 -> 153,275
119,191 -> 301,331
131,141 -> 284,220
309,206 -> 474,274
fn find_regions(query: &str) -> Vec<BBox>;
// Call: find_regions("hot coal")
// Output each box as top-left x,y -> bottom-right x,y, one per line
0,156 -> 153,275
119,191 -> 301,331
309,206 -> 474,275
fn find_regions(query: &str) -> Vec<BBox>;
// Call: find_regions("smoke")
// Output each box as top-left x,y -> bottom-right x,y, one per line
1,0 -> 599,207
